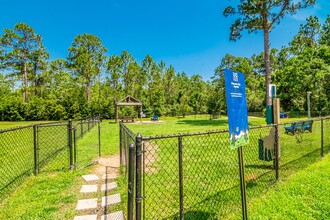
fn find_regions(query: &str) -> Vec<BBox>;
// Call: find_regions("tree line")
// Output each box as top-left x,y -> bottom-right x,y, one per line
0,15 -> 329,121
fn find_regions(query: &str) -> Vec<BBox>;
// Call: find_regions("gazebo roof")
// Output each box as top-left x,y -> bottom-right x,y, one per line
115,95 -> 142,106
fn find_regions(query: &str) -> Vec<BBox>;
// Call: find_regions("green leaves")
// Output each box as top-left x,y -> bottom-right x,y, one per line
67,34 -> 107,103
1,22 -> 48,102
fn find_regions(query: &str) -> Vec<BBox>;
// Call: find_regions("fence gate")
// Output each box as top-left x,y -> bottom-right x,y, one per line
36,122 -> 70,172
73,120 -> 101,169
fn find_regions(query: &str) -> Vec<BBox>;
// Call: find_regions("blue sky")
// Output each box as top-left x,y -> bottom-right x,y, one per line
1,0 -> 329,80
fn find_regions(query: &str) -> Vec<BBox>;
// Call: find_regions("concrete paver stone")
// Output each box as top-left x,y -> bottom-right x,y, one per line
80,185 -> 98,193
101,182 -> 117,191
76,198 -> 97,210
82,174 -> 99,182
101,194 -> 121,206
100,211 -> 124,220
73,215 -> 97,220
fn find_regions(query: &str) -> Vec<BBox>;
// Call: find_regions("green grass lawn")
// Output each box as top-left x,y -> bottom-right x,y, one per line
0,116 -> 329,219
228,153 -> 330,219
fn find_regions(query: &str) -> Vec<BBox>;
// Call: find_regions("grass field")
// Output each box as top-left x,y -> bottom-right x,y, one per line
228,153 -> 330,219
0,115 -> 329,219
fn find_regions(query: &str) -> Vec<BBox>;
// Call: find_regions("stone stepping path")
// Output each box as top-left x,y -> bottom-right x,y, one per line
101,182 -> 117,191
75,172 -> 124,220
80,185 -> 98,193
100,211 -> 124,220
101,193 -> 121,207
74,214 -> 97,220
76,198 -> 98,210
82,174 -> 99,182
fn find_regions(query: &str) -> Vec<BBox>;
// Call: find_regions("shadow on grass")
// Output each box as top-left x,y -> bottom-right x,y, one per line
163,184 -> 240,219
281,147 -> 323,176
245,164 -> 274,170
176,119 -> 228,127
182,210 -> 216,220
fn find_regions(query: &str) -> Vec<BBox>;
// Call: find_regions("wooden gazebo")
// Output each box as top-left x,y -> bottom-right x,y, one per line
115,95 -> 143,123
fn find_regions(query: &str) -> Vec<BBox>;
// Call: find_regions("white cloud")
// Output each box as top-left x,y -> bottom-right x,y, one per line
291,4 -> 320,21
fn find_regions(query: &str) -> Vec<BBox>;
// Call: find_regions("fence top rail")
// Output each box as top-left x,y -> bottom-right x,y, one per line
73,120 -> 100,128
277,116 -> 330,126
37,123 -> 69,128
141,123 -> 281,140
0,124 -> 34,133
0,116 -> 100,133
120,122 -> 136,140
123,116 -> 330,141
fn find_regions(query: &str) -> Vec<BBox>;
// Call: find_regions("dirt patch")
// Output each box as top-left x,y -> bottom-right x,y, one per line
93,154 -> 120,178
143,141 -> 159,173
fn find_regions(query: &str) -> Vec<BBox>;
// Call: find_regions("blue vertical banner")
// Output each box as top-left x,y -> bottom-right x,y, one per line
224,69 -> 249,149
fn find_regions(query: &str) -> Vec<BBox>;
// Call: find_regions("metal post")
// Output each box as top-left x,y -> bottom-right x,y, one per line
73,127 -> 77,166
98,122 -> 101,158
307,91 -> 311,119
33,125 -> 38,175
135,133 -> 142,220
238,146 -> 247,220
68,120 -> 73,170
88,119 -> 90,131
80,120 -> 83,137
178,136 -> 184,220
120,123 -> 123,165
321,118 -> 324,157
128,144 -> 135,220
274,125 -> 279,179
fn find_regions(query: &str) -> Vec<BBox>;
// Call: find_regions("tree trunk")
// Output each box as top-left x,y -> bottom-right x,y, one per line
262,6 -> 273,124
264,28 -> 271,106
86,81 -> 91,103
23,52 -> 28,103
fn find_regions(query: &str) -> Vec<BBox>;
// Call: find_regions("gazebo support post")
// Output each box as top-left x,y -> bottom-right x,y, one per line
136,106 -> 138,120
115,105 -> 118,123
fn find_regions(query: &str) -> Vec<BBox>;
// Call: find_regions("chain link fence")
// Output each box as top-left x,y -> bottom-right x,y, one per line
73,120 -> 101,169
0,116 -> 100,202
0,126 -> 34,202
121,116 -> 330,220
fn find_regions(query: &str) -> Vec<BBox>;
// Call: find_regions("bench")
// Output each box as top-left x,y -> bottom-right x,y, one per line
284,120 -> 313,135
121,116 -> 135,123
151,114 -> 159,121
280,112 -> 288,118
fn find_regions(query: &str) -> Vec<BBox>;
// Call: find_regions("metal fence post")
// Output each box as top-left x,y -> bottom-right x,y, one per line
238,146 -> 247,220
98,121 -> 101,158
33,125 -> 38,175
321,118 -> 324,157
73,127 -> 77,166
120,122 -> 123,165
274,125 -> 279,180
88,119 -> 90,131
135,133 -> 142,220
80,119 -> 83,137
128,144 -> 135,220
68,120 -> 73,170
178,136 -> 184,220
